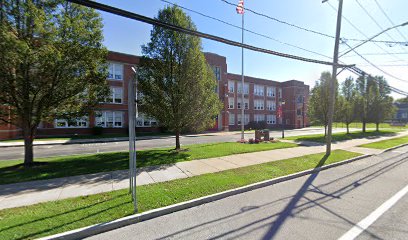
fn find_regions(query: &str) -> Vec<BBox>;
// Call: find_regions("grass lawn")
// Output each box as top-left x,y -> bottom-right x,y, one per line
0,150 -> 361,240
312,122 -> 408,130
359,135 -> 408,149
0,141 -> 297,185
286,130 -> 400,143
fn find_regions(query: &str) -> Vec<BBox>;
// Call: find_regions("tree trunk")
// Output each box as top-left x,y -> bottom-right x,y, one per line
362,121 -> 366,133
376,123 -> 379,132
324,125 -> 327,137
346,123 -> 349,134
175,130 -> 181,150
23,126 -> 35,167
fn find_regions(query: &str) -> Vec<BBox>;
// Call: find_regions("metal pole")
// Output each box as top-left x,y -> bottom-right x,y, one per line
240,11 -> 245,140
325,0 -> 343,156
128,69 -> 138,213
282,104 -> 285,139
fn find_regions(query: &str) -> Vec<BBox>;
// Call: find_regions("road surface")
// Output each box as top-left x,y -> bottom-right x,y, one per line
87,146 -> 408,240
1,127 -> 351,160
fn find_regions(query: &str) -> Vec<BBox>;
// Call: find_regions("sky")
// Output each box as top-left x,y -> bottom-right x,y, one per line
96,0 -> 408,99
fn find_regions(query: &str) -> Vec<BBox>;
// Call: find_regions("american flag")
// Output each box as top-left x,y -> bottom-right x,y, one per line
236,0 -> 244,14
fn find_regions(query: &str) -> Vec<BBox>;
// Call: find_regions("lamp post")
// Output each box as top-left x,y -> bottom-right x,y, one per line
129,66 -> 138,213
280,101 -> 285,139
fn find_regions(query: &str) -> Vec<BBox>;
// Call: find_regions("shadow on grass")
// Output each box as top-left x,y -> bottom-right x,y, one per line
0,149 -> 192,186
293,130 -> 398,146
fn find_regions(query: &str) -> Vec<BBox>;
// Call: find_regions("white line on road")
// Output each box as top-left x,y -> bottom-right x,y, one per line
338,183 -> 408,240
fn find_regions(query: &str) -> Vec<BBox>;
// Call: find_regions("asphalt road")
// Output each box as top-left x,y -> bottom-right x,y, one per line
87,146 -> 408,240
1,127 -> 351,160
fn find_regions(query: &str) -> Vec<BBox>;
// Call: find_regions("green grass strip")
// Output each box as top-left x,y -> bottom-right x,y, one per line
285,130 -> 400,143
0,142 -> 297,185
359,136 -> 408,149
0,150 -> 361,240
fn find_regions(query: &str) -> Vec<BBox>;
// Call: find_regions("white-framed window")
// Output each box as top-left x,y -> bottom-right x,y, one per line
254,99 -> 264,110
108,62 -> 124,80
95,111 -> 124,128
106,87 -> 123,104
54,117 -> 88,128
212,66 -> 221,80
237,82 -> 249,94
229,114 -> 235,125
237,114 -> 250,125
267,114 -> 277,124
228,97 -> 234,109
297,95 -> 304,103
254,85 -> 264,96
267,87 -> 276,97
136,114 -> 158,127
254,114 -> 265,123
278,88 -> 282,98
267,101 -> 276,111
237,98 -> 249,110
228,80 -> 235,93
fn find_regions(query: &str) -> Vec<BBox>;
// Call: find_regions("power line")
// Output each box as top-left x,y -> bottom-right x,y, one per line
67,0 -> 352,67
341,52 -> 408,57
326,1 -> 408,64
159,0 -> 332,60
220,0 -> 408,45
374,0 -> 408,42
342,41 -> 408,84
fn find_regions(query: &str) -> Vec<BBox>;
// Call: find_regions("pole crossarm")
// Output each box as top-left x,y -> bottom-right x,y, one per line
66,0 -> 354,68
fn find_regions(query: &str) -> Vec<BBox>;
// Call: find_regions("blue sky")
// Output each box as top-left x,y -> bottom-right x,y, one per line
97,0 -> 408,99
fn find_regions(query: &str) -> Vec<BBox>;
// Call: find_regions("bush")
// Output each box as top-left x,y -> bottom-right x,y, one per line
249,138 -> 254,144
92,126 -> 103,135
254,138 -> 260,144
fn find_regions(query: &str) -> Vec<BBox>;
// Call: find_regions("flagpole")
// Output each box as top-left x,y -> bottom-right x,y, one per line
240,7 -> 245,140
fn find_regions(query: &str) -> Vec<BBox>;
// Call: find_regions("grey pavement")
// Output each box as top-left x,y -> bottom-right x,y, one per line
86,146 -> 408,240
1,131 -> 406,210
0,127 -> 358,160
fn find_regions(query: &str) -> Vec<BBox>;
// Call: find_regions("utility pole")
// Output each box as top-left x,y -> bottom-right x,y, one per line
324,0 -> 343,156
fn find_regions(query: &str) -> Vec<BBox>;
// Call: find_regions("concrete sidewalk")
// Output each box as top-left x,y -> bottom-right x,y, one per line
0,131 -> 406,210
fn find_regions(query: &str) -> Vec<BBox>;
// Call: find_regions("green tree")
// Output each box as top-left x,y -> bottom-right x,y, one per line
309,72 -> 337,136
337,77 -> 357,134
137,6 -> 222,150
354,75 -> 376,132
0,0 -> 109,166
367,76 -> 395,131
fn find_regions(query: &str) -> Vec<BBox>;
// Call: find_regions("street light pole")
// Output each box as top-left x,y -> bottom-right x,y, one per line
129,66 -> 138,213
324,0 -> 343,156
280,101 -> 285,139
240,5 -> 245,141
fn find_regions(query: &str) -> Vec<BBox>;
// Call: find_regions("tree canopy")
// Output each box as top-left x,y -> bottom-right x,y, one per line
137,6 -> 222,150
0,0 -> 109,165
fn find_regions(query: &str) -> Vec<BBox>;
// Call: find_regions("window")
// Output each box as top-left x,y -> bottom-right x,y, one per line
108,63 -> 123,80
267,87 -> 276,97
237,114 -> 250,125
254,100 -> 264,110
267,115 -> 277,124
95,111 -> 123,128
267,101 -> 276,111
212,66 -> 221,80
229,114 -> 235,125
237,98 -> 249,110
278,88 -> 282,98
254,85 -> 264,96
297,95 -> 304,103
55,117 -> 88,128
228,97 -> 234,109
106,87 -> 123,104
297,109 -> 302,116
228,80 -> 235,93
237,82 -> 249,94
254,114 -> 265,123
136,114 -> 158,127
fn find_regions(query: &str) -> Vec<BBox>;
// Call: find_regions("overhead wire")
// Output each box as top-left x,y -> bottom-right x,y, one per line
219,0 -> 408,45
159,0 -> 332,60
66,0 -> 351,67
374,0 -> 408,42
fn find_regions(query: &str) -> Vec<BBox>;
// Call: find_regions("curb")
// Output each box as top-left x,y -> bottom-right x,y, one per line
381,143 -> 408,153
38,154 -> 372,240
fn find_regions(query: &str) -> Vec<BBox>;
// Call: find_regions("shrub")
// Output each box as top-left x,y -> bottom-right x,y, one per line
249,138 -> 254,144
254,138 -> 260,144
92,126 -> 103,135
